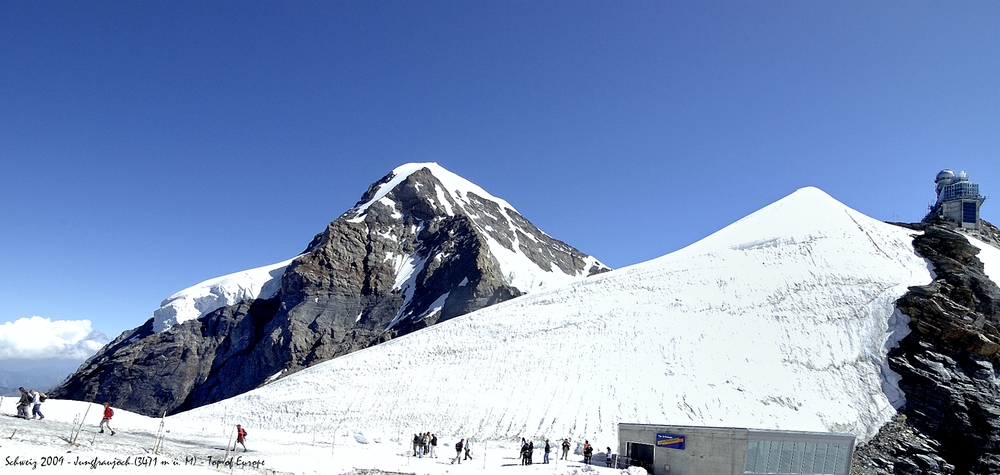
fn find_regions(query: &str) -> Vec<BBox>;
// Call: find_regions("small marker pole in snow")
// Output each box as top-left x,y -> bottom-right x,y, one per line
153,411 -> 166,454
8,429 -> 15,439
71,405 -> 92,446
224,425 -> 236,461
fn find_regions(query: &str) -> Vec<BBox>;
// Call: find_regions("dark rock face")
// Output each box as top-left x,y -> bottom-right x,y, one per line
51,165 -> 609,416
852,224 -> 1000,475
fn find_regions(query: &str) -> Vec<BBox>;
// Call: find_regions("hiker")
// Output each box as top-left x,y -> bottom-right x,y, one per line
583,440 -> 593,464
99,402 -> 116,435
605,447 -> 613,467
528,440 -> 534,464
16,387 -> 31,419
236,424 -> 248,452
464,438 -> 472,460
520,438 -> 529,465
561,439 -> 570,460
29,389 -> 44,419
412,434 -> 420,457
452,439 -> 464,464
544,439 -> 551,464
429,433 -> 438,458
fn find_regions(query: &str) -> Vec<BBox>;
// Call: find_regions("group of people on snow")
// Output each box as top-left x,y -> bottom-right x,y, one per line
412,432 -> 440,458
409,435 -> 609,467
15,387 -> 45,420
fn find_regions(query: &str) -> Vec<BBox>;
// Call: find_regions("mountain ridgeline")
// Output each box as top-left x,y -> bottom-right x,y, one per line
853,222 -> 1000,475
50,164 -> 609,416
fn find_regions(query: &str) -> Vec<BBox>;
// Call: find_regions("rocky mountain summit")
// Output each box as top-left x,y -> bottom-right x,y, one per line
50,163 -> 608,416
852,223 -> 1000,475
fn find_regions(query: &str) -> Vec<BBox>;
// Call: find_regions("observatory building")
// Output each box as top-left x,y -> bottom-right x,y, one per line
931,169 -> 985,231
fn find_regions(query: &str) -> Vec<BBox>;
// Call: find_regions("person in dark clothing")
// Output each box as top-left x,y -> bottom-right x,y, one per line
605,447 -> 613,467
528,440 -> 534,464
544,439 -> 551,464
520,439 -> 530,465
413,434 -> 420,457
561,439 -> 570,460
16,387 -> 31,419
452,439 -> 464,464
583,441 -> 593,464
430,434 -> 438,458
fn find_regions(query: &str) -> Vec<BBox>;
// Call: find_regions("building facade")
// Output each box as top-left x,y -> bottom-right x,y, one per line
617,423 -> 855,475
933,169 -> 985,230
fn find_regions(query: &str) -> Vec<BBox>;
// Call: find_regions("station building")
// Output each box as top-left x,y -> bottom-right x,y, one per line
932,169 -> 985,230
617,423 -> 855,475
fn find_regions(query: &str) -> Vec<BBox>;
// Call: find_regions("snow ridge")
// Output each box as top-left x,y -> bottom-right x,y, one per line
151,257 -> 296,332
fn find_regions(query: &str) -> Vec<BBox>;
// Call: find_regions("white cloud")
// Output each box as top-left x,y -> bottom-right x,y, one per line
0,316 -> 106,360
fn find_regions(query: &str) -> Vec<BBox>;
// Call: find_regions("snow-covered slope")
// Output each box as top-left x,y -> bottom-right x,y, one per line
172,187 -> 936,446
151,258 -> 296,332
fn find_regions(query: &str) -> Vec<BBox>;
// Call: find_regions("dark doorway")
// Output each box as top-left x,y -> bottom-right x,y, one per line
626,442 -> 655,474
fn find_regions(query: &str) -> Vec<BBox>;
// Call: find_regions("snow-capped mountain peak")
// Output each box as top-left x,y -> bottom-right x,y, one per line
59,163 -> 609,417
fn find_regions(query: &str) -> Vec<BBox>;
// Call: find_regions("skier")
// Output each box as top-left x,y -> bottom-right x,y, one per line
236,424 -> 248,451
99,402 -> 116,436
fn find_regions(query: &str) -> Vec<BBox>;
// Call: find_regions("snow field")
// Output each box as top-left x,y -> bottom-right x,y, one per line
170,188 -> 932,448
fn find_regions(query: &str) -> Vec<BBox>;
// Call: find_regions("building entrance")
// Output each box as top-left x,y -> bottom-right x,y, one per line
625,441 -> 655,474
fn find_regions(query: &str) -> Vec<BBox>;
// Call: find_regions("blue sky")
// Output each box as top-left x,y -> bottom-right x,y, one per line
1,1 -> 998,344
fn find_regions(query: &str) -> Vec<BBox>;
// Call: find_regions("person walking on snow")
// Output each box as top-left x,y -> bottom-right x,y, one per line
236,424 -> 248,451
464,438 -> 472,460
29,389 -> 44,419
99,402 -> 116,435
16,387 -> 31,419
452,439 -> 464,464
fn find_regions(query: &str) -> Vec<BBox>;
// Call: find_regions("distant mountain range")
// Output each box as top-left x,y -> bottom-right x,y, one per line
0,359 -> 83,396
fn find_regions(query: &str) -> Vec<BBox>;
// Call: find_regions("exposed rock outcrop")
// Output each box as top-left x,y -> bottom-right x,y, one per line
51,164 -> 608,416
853,224 -> 1000,475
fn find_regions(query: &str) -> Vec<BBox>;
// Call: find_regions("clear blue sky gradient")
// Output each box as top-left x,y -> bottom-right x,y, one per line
2,1 -> 998,339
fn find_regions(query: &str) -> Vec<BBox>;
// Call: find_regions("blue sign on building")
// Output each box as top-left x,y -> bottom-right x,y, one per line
656,433 -> 685,450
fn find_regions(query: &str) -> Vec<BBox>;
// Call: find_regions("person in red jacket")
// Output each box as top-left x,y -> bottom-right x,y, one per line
236,424 -> 248,452
99,402 -> 116,436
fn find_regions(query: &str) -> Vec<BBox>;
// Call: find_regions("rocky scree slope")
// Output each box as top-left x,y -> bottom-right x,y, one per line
50,164 -> 608,417
852,224 -> 1000,475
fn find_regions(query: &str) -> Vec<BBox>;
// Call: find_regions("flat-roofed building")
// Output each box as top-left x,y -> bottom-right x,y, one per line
617,423 -> 855,475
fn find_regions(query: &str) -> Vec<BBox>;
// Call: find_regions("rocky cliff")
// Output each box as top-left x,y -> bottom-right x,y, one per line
853,224 -> 1000,475
51,163 -> 609,416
